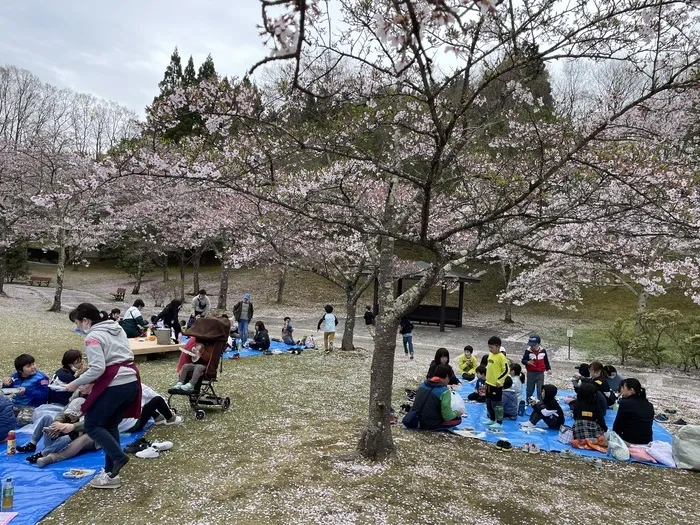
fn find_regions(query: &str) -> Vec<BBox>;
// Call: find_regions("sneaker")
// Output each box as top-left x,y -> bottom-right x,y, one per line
404,351 -> 409,356
584,457 -> 603,469
16,442 -> 37,453
172,382 -> 184,390
26,452 -> 42,464
519,421 -> 535,429
152,441 -> 173,452
559,449 -> 577,459
654,413 -> 669,422
153,415 -> 167,425
89,471 -> 121,489
482,419 -> 495,426
179,383 -> 194,393
495,439 -> 505,450
499,441 -> 512,451
410,354 -> 414,360
136,446 -> 160,459
164,415 -> 183,426
673,418 -> 688,426
529,444 -> 541,454
665,408 -> 678,415
522,443 -> 531,453
124,438 -> 151,454
489,422 -> 503,430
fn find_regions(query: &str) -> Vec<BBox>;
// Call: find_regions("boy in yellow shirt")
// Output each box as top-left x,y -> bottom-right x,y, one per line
484,336 -> 509,429
456,345 -> 478,381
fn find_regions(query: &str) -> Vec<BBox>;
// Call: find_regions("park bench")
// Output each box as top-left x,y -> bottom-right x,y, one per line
28,276 -> 52,286
111,287 -> 127,301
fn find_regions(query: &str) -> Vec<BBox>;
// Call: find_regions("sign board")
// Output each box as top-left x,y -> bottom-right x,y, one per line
566,328 -> 574,338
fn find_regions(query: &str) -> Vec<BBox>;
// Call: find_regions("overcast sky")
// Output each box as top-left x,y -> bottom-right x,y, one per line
0,0 -> 268,115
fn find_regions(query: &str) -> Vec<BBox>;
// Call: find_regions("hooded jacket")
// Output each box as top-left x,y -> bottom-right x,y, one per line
413,378 -> 459,430
521,346 -> 551,373
72,320 -> 137,388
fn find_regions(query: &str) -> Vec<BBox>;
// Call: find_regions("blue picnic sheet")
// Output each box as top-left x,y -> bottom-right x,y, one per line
222,339 -> 305,359
446,381 -> 674,465
0,426 -> 148,525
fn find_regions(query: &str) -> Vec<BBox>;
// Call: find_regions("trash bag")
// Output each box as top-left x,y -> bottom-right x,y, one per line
606,430 -> 630,461
450,391 -> 465,413
673,425 -> 700,470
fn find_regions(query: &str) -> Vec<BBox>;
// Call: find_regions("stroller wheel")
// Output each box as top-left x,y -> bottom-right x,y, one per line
195,409 -> 206,420
222,397 -> 231,411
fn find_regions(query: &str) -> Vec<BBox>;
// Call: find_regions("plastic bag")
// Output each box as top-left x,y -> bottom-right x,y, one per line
606,430 -> 630,461
648,441 -> 676,468
305,335 -> 316,349
673,424 -> 700,470
450,391 -> 465,413
558,425 -> 573,444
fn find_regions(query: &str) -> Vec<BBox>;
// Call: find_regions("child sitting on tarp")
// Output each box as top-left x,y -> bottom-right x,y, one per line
502,377 -> 519,420
282,317 -> 294,345
525,384 -> 564,430
173,337 -> 208,393
3,353 -> 49,424
456,346 -> 477,381
570,382 -> 607,452
466,366 -> 487,402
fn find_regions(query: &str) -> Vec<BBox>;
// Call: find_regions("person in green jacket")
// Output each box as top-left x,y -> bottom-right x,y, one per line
120,299 -> 149,338
413,364 -> 463,430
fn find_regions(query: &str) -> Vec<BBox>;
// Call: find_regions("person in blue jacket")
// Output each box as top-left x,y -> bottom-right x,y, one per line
3,354 -> 50,408
0,395 -> 16,441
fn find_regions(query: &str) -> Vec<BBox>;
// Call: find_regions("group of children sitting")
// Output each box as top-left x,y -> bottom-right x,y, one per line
412,334 -> 652,452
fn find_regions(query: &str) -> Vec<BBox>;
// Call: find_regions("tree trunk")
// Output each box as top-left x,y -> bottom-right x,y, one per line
132,258 -> 144,294
218,258 -> 230,310
276,265 -> 287,304
178,253 -> 186,303
162,254 -> 169,282
634,290 -> 648,331
341,293 -> 357,351
49,230 -> 66,312
503,298 -> 514,323
0,246 -> 6,296
357,236 -> 397,460
192,248 -> 202,295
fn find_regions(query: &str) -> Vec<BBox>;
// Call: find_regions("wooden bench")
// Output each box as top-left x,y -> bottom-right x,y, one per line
129,338 -> 181,362
111,287 -> 126,301
28,276 -> 52,286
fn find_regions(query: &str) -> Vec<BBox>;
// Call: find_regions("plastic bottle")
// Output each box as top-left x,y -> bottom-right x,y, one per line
2,478 -> 13,510
6,430 -> 15,455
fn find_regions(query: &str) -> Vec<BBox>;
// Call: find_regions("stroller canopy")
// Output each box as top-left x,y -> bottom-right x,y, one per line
184,317 -> 231,343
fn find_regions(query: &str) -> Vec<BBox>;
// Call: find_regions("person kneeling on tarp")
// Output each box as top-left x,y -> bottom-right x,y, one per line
413,364 -> 464,430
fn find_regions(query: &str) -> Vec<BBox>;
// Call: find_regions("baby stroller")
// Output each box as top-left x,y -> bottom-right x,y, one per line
167,317 -> 231,420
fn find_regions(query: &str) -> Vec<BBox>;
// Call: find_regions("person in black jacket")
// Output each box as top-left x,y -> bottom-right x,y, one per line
426,348 -> 460,385
571,382 -> 607,442
586,361 -> 616,408
613,378 -> 654,445
157,299 -> 182,341
48,349 -> 85,406
526,384 -> 564,430
249,321 -> 271,354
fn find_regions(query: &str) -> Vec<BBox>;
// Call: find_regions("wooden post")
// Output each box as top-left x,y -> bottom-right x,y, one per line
457,281 -> 465,328
397,278 -> 403,298
440,282 -> 447,332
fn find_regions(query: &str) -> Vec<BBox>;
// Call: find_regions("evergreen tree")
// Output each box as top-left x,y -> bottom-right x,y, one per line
183,56 -> 197,86
197,54 -> 217,82
158,47 -> 183,94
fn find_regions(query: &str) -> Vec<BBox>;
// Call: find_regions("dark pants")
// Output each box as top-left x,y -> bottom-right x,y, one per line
84,381 -> 138,476
529,404 -> 561,430
486,385 -> 503,423
128,396 -> 172,432
462,373 -> 475,381
526,371 -> 544,401
467,392 -> 485,402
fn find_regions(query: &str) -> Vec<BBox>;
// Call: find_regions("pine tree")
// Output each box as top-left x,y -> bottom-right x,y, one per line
197,54 -> 217,82
158,47 -> 183,94
183,56 -> 197,86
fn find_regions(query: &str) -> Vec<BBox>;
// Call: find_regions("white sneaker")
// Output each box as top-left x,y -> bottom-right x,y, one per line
153,416 -> 167,425
529,444 -> 541,454
164,415 -> 183,426
520,421 -> 535,429
89,471 -> 121,489
152,441 -> 173,452
136,446 -> 160,459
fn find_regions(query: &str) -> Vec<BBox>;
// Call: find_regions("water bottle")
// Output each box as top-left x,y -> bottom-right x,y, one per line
518,400 -> 526,417
2,478 -> 13,510
6,431 -> 15,455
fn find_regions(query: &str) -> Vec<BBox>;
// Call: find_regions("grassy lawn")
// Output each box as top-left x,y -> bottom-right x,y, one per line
2,263 -> 699,524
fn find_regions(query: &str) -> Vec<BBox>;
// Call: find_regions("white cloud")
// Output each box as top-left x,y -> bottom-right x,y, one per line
0,0 -> 268,114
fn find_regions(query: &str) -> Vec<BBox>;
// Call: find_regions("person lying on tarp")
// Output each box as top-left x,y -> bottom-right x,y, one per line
413,364 -> 464,430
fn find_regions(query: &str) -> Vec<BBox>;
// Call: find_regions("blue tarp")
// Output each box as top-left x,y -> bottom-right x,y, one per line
222,340 -> 305,359
0,427 -> 148,525
446,381 -> 673,464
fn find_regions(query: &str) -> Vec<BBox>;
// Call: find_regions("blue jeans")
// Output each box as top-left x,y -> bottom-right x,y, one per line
238,319 -> 249,345
402,333 -> 414,355
84,381 -> 138,475
32,414 -> 71,455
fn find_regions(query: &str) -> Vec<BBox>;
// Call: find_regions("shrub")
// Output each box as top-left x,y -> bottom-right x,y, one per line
607,318 -> 634,365
4,246 -> 29,283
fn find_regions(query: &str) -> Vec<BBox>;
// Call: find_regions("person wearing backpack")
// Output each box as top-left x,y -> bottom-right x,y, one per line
399,316 -> 414,359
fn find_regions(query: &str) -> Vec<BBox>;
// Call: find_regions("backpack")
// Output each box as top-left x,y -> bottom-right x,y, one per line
305,335 -> 316,349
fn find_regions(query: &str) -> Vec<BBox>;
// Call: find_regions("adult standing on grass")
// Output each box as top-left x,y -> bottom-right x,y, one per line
233,293 -> 254,346
66,303 -> 142,490
521,334 -> 551,401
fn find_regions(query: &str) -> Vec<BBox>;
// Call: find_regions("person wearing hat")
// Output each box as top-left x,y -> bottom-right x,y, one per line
233,293 -> 254,346
521,334 -> 551,402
